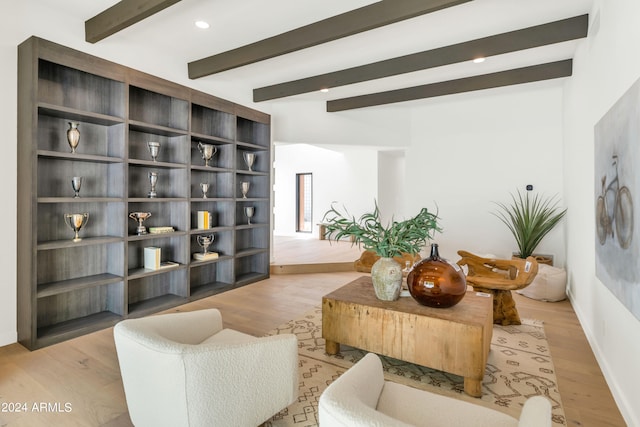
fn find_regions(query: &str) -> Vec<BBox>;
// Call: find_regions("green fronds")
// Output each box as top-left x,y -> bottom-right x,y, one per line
492,190 -> 567,258
321,201 -> 441,258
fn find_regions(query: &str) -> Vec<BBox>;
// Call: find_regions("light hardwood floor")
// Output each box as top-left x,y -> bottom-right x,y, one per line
0,237 -> 627,427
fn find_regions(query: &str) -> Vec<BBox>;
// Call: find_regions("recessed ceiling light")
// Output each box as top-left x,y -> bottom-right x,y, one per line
473,57 -> 486,64
195,20 -> 210,29
320,88 -> 329,93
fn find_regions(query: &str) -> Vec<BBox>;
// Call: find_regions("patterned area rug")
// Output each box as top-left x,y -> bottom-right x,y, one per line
266,306 -> 565,427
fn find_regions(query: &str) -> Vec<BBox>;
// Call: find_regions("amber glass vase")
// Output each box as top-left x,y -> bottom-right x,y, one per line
407,243 -> 467,308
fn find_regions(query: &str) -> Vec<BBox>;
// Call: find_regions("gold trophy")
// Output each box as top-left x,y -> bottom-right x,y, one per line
64,213 -> 89,242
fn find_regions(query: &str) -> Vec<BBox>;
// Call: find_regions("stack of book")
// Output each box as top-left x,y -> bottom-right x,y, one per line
144,247 -> 178,270
148,226 -> 175,234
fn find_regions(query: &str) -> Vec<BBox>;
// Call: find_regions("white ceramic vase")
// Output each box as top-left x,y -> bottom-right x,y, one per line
370,256 -> 402,301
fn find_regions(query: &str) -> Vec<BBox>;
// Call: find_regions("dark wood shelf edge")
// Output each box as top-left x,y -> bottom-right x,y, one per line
190,132 -> 234,145
38,103 -> 125,125
37,150 -> 124,164
129,120 -> 189,137
37,236 -> 123,250
37,273 -> 123,298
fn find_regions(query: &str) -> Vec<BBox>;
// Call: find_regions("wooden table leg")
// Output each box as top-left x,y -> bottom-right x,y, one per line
464,377 -> 482,397
325,339 -> 340,355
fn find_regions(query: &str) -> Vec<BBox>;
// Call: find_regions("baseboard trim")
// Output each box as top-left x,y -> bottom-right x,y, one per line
270,262 -> 355,275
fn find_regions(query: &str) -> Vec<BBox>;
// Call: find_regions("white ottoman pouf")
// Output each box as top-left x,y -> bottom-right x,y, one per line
517,264 -> 567,302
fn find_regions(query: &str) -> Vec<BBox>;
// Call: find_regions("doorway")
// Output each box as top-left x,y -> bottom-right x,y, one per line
296,173 -> 312,232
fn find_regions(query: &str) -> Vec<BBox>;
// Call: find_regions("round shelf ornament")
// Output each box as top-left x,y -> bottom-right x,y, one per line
407,243 -> 466,308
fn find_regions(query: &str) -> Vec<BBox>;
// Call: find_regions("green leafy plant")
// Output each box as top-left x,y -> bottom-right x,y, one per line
492,190 -> 567,259
322,201 -> 441,258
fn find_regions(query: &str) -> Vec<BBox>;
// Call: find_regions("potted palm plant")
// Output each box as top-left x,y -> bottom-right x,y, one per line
322,201 -> 440,301
492,190 -> 567,261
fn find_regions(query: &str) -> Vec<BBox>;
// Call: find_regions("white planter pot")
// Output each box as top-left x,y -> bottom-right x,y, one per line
370,257 -> 402,301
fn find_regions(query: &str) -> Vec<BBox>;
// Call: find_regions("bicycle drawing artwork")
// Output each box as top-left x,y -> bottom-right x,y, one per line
596,154 -> 634,249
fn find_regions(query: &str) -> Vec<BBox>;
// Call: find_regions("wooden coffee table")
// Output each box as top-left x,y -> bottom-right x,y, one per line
322,276 -> 493,397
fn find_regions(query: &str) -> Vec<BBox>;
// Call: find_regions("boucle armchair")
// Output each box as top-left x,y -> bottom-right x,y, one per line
319,353 -> 551,427
113,308 -> 298,427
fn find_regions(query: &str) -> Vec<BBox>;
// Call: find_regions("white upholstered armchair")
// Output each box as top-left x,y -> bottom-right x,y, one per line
319,353 -> 551,427
113,308 -> 298,427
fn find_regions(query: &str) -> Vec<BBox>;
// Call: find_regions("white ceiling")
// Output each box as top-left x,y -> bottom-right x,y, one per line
51,0 -> 594,109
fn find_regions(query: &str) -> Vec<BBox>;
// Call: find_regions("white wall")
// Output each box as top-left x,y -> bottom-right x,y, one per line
0,2 -> 24,346
563,1 -> 640,425
405,83 -> 566,264
273,144 -> 379,237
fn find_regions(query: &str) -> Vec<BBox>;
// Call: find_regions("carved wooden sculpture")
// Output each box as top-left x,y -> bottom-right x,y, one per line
457,251 -> 539,326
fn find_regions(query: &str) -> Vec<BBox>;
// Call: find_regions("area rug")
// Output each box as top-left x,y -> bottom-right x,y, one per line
265,306 -> 565,427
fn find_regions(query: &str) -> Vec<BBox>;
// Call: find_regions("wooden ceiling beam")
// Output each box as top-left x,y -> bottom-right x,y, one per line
85,0 -> 182,43
187,0 -> 471,79
254,15 -> 588,102
326,59 -> 573,112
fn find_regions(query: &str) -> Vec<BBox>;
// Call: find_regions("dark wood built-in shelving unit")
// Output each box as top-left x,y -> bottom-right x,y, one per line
17,36 -> 272,350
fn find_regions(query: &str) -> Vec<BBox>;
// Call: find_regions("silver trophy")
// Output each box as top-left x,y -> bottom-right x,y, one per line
241,181 -> 250,199
244,206 -> 255,225
197,234 -> 215,255
243,151 -> 256,172
197,142 -> 217,167
71,176 -> 82,198
148,141 -> 160,162
64,212 -> 89,242
200,182 -> 209,199
129,212 -> 152,235
67,122 -> 80,153
148,172 -> 158,198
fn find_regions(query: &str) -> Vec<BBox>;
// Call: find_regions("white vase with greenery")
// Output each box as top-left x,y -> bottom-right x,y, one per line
322,201 -> 441,301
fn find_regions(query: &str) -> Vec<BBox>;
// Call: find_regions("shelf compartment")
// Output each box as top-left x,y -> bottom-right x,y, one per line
37,281 -> 124,337
127,269 -> 188,316
129,86 -> 188,131
36,311 -> 122,348
189,259 -> 234,299
36,241 -> 124,285
129,128 -> 189,164
190,139 -> 232,170
190,171 -> 234,199
236,199 -> 269,226
191,104 -> 235,140
236,117 -> 269,148
188,229 -> 233,259
127,234 -> 189,271
127,201 -> 188,236
235,225 -> 269,254
235,173 -> 269,199
190,200 -> 235,229
38,59 -> 125,118
128,164 -> 188,199
37,114 -> 125,158
38,157 -> 124,198
235,251 -> 269,286
37,201 -> 125,243
236,146 -> 269,174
